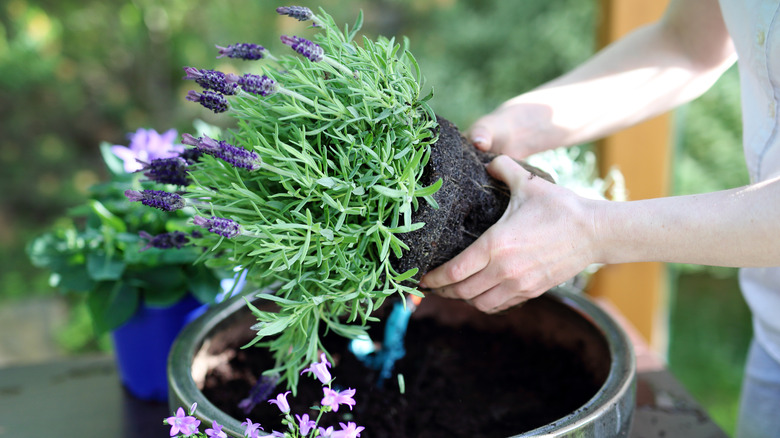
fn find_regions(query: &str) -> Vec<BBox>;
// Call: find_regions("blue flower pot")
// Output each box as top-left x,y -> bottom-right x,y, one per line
112,295 -> 207,401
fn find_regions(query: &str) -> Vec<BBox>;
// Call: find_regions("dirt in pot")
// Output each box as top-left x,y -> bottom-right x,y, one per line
200,305 -> 603,438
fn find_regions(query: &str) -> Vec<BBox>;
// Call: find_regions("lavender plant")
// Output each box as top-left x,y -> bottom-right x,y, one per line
131,6 -> 439,389
165,355 -> 364,438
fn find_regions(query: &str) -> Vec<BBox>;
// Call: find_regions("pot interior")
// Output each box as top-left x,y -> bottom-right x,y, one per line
187,290 -> 624,438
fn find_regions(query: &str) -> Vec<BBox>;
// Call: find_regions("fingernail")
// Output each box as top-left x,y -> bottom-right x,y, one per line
472,136 -> 487,148
418,280 -> 428,289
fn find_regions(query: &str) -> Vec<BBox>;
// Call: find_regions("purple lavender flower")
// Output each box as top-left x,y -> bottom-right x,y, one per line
181,133 -> 261,171
165,407 -> 201,436
276,6 -> 313,21
186,90 -> 229,113
321,387 -> 356,412
241,419 -> 263,438
301,353 -> 332,384
205,420 -> 228,438
139,156 -> 190,186
281,35 -> 324,62
335,422 -> 365,438
139,230 -> 191,251
111,128 -> 183,173
183,67 -> 237,95
216,43 -> 267,60
296,413 -> 317,436
125,189 -> 185,212
193,216 -> 242,239
238,374 -> 280,414
268,391 -> 291,414
235,74 -> 278,97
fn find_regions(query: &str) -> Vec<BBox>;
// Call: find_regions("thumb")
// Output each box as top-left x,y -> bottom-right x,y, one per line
486,155 -> 530,190
468,120 -> 494,152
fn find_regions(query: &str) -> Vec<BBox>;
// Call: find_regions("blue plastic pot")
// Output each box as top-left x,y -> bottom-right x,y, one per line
112,295 -> 207,401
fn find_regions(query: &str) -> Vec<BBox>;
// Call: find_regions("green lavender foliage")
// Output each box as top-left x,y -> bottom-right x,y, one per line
185,9 -> 439,390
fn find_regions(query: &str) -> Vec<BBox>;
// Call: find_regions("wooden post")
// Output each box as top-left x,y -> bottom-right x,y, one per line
587,0 -> 672,354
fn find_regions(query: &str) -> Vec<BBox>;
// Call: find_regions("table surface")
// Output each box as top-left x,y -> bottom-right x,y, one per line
0,301 -> 729,438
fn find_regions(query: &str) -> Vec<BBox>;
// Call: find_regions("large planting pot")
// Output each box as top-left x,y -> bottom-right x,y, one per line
168,287 -> 636,437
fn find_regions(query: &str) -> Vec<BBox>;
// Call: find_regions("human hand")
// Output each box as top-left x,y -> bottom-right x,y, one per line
419,155 -> 599,313
468,102 -> 565,160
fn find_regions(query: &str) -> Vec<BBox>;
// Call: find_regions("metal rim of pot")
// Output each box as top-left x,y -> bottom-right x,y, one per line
168,287 -> 637,438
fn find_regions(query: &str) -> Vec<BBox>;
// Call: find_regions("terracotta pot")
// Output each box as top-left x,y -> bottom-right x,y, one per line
168,287 -> 636,437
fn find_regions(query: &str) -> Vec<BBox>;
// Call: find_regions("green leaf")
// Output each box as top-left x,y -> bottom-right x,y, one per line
99,142 -> 126,177
87,281 -> 140,333
184,264 -> 223,304
372,185 -> 407,199
86,252 -> 126,281
88,199 -> 127,233
416,178 -> 443,197
393,268 -> 419,283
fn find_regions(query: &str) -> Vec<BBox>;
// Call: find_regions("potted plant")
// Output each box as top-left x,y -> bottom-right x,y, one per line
26,128 -> 230,401
126,5 -> 632,436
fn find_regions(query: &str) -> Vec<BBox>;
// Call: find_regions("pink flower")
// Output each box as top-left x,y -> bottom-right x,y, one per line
241,418 -> 263,438
111,128 -> 182,173
164,407 -> 201,436
268,391 -> 291,414
301,353 -> 332,384
321,387 -> 356,412
332,422 -> 365,438
295,413 -> 317,436
205,420 -> 228,438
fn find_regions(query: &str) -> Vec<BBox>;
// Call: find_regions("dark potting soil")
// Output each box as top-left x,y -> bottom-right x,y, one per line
201,311 -> 602,438
391,116 -> 553,279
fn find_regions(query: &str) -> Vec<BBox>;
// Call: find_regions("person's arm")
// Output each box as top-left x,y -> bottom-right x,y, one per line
469,0 -> 736,159
419,159 -> 780,314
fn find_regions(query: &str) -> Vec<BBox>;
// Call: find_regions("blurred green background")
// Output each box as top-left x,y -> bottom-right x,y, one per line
0,0 -> 750,435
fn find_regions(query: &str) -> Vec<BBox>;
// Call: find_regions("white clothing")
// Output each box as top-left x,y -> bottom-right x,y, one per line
719,0 -> 780,365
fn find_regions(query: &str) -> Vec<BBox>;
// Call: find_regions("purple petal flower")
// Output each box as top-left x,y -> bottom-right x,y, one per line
111,128 -> 182,173
205,420 -> 228,438
301,353 -> 332,384
318,426 -> 336,438
139,156 -> 190,186
241,419 -> 263,438
193,216 -> 242,239
296,413 -> 317,436
236,74 -> 278,97
216,43 -> 267,60
165,407 -> 201,437
181,133 -> 261,171
186,90 -> 229,113
321,387 -> 356,412
183,67 -> 237,95
139,230 -> 191,251
281,35 -> 324,62
276,6 -> 313,21
238,374 -> 280,415
268,391 -> 291,414
125,189 -> 185,212
333,422 -> 365,438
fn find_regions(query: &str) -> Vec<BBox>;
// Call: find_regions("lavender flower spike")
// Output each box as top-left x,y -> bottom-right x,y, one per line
139,230 -> 191,251
139,156 -> 190,186
193,216 -> 242,239
216,43 -> 267,60
281,35 -> 324,62
183,67 -> 237,95
125,189 -> 185,212
186,90 -> 229,113
181,133 -> 261,171
276,6 -> 313,21
236,74 -> 278,97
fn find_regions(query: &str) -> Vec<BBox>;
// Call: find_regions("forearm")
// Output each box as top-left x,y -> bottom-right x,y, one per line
483,0 -> 736,155
592,177 -> 780,267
